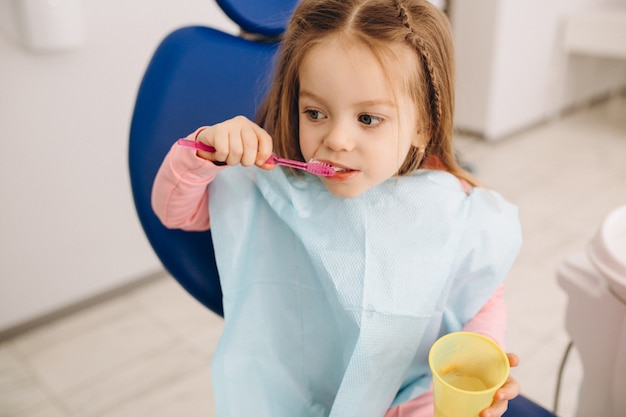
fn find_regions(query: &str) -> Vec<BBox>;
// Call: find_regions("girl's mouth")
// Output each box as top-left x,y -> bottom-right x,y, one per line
310,159 -> 351,172
310,159 -> 359,180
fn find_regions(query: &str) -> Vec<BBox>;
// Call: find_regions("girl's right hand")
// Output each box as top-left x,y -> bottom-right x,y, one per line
194,115 -> 275,170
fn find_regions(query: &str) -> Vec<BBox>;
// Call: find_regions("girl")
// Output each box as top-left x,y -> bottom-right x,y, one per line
152,0 -> 522,416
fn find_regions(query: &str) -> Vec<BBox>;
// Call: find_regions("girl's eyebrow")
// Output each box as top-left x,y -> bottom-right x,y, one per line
299,90 -> 396,108
354,99 -> 396,109
299,90 -> 325,103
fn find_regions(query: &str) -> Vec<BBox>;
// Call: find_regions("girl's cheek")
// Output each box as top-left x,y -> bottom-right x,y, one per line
298,136 -> 314,159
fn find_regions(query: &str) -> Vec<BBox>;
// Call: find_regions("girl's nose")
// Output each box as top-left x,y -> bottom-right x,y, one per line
323,124 -> 355,152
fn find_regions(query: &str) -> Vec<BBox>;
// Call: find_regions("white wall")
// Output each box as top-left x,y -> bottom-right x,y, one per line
0,0 -> 237,332
452,0 -> 626,140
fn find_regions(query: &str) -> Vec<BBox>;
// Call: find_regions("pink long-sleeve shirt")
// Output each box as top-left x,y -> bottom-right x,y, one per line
152,130 -> 508,417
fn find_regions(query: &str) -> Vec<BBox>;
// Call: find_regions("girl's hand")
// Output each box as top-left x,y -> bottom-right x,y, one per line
195,115 -> 275,170
480,353 -> 521,417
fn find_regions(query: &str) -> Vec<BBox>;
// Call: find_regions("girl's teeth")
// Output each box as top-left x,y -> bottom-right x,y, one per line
309,159 -> 349,172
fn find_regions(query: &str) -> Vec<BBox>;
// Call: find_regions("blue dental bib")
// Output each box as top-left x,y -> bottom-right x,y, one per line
208,166 -> 521,417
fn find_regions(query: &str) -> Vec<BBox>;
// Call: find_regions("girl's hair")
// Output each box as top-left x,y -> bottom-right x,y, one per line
257,0 -> 476,185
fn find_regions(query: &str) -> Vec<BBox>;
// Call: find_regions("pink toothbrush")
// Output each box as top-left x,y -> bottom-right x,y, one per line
176,139 -> 335,177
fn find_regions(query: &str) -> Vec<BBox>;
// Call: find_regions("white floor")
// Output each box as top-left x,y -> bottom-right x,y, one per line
1,93 -> 625,417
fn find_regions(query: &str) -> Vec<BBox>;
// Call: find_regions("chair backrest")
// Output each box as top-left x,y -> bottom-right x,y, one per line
216,0 -> 299,38
128,1 -> 297,315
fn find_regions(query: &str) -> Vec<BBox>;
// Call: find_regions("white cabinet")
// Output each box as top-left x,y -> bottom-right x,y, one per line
451,0 -> 626,141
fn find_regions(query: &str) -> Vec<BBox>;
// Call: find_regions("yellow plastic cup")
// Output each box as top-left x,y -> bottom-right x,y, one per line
428,332 -> 510,417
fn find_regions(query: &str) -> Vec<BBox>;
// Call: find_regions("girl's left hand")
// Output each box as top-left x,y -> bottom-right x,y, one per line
479,353 -> 521,417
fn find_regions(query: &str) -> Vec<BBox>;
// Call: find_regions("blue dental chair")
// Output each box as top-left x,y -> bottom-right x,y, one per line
128,0 -> 296,315
128,1 -> 558,415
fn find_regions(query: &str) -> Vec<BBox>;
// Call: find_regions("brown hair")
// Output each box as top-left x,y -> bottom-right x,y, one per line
257,0 -> 476,185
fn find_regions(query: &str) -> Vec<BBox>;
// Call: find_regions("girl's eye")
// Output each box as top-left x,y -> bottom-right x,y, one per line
304,109 -> 326,120
358,114 -> 382,126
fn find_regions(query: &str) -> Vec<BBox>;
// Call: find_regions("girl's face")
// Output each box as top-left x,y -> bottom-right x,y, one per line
298,36 -> 424,198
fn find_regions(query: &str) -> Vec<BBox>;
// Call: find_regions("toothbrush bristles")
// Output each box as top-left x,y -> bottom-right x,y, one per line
307,161 -> 335,177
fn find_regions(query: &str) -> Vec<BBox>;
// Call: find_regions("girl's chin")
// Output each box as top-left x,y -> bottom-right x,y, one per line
322,181 -> 371,199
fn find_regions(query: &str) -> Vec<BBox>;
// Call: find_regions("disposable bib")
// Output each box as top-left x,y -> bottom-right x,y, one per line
208,167 -> 521,417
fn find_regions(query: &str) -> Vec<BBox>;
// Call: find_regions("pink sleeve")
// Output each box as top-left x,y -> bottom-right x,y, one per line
384,285 -> 507,417
461,284 -> 507,349
151,129 -> 226,231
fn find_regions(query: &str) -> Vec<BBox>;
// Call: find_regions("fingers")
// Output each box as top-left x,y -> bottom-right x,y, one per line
479,375 -> 522,417
507,353 -> 520,367
252,123 -> 274,167
240,124 -> 260,166
195,116 -> 273,167
209,123 -> 230,164
497,376 -> 522,401
480,398 -> 509,417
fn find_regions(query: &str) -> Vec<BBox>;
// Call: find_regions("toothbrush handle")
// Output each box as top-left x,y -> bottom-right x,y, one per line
175,139 -> 333,176
177,138 -> 216,153
267,155 -> 308,170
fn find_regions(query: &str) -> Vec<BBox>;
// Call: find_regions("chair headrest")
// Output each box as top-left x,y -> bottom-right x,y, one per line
216,0 -> 300,38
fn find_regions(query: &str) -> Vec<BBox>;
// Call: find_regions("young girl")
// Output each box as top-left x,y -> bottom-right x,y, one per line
152,0 -> 522,416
